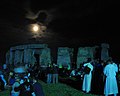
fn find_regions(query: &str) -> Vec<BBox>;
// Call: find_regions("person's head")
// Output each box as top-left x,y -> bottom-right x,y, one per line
23,75 -> 29,81
24,78 -> 28,82
32,77 -> 38,83
100,60 -> 105,66
106,59 -> 112,64
87,58 -> 91,62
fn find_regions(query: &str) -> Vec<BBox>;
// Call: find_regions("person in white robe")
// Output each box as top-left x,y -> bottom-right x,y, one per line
103,60 -> 118,96
82,58 -> 93,93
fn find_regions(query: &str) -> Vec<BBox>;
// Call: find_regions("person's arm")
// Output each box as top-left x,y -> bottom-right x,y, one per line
103,66 -> 107,76
0,75 -> 7,86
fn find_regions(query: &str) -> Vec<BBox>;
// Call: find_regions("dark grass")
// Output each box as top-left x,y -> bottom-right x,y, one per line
0,80 -> 99,96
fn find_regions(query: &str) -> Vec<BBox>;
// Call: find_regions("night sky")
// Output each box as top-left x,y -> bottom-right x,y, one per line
0,0 -> 119,63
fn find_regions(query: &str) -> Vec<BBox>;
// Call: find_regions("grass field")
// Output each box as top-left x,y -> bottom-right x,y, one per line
0,80 -> 99,96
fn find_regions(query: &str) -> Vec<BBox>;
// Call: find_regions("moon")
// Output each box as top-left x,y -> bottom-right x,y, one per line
32,24 -> 39,32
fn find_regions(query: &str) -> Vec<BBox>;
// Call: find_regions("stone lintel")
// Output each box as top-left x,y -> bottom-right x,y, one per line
10,44 -> 48,51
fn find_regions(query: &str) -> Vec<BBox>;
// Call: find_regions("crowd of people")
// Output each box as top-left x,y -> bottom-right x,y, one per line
0,63 -> 45,96
0,57 -> 119,96
73,58 -> 119,96
64,58 -> 119,96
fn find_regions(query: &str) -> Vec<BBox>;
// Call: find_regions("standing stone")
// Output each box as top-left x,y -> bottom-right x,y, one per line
6,51 -> 10,65
24,49 -> 32,65
76,47 -> 96,68
18,50 -> 24,65
30,49 -> 37,66
57,47 -> 73,69
9,49 -> 14,65
101,43 -> 109,62
14,50 -> 23,66
40,48 -> 51,67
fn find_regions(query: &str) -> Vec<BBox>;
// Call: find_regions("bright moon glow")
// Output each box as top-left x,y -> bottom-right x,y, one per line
32,24 -> 40,32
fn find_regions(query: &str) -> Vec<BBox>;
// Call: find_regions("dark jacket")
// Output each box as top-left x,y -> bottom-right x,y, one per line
33,82 -> 45,96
